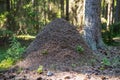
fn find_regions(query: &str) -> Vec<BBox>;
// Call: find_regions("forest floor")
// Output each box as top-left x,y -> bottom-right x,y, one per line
0,46 -> 120,80
0,19 -> 120,80
0,39 -> 119,80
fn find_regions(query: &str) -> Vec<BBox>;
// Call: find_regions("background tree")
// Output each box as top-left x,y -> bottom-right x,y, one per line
0,0 -> 119,46
115,0 -> 120,22
83,0 -> 105,50
106,0 -> 114,31
69,0 -> 84,29
66,0 -> 69,21
60,0 -> 65,18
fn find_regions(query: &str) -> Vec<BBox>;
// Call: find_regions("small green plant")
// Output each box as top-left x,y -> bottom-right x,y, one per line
41,49 -> 48,55
101,57 -> 111,70
101,57 -> 111,66
76,45 -> 84,53
100,57 -> 111,70
71,63 -> 76,68
37,65 -> 43,74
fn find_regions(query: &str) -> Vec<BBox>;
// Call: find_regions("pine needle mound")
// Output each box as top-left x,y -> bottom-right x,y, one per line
17,19 -> 96,71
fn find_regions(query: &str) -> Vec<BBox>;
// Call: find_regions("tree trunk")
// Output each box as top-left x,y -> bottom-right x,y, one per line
69,0 -> 84,27
61,0 -> 64,18
101,0 -> 106,18
6,0 -> 10,11
115,0 -> 120,22
6,0 -> 11,31
66,0 -> 69,21
44,0 -> 46,25
107,0 -> 113,31
112,0 -> 115,23
106,0 -> 114,42
83,0 -> 105,51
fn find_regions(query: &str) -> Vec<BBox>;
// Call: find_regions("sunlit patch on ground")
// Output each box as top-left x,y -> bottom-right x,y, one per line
16,35 -> 35,40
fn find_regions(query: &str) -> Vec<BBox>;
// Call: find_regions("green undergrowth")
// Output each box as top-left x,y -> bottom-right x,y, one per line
0,36 -> 26,71
0,58 -> 14,70
101,22 -> 120,46
106,41 -> 120,46
105,37 -> 120,46
99,55 -> 120,70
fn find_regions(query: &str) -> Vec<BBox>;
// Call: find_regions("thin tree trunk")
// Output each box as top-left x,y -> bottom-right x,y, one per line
115,0 -> 120,22
61,0 -> 64,18
102,0 -> 105,17
6,0 -> 11,31
69,0 -> 84,27
106,0 -> 115,42
66,0 -> 69,21
44,0 -> 46,25
6,0 -> 10,12
112,0 -> 115,23
107,0 -> 113,31
83,0 -> 105,50
34,0 -> 39,34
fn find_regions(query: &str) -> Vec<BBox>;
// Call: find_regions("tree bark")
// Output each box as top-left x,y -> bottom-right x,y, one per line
83,0 -> 105,51
61,0 -> 64,18
107,0 -> 113,31
6,0 -> 10,12
101,0 -> 106,18
115,0 -> 120,22
66,0 -> 69,21
69,0 -> 84,27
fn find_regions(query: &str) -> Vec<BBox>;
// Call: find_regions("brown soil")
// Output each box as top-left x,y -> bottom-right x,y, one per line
17,18 -> 96,71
